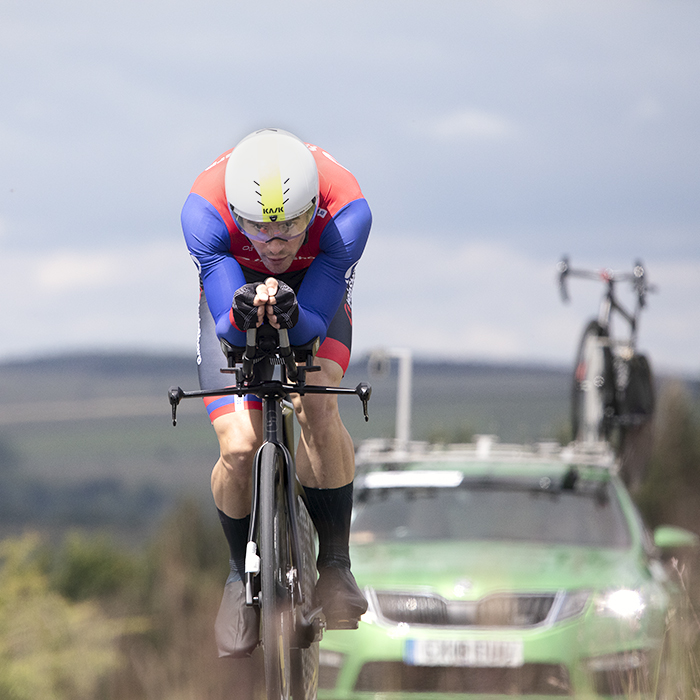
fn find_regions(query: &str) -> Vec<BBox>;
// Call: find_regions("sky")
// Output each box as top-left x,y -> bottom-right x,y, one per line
2,0 -> 699,376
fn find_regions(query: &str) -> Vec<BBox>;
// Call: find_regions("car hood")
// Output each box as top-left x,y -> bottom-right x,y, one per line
351,540 -> 644,597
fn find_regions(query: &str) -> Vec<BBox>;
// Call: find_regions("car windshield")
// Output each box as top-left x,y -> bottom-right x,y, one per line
352,476 -> 631,548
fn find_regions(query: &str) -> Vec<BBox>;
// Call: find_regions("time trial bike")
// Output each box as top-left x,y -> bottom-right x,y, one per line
168,324 -> 371,700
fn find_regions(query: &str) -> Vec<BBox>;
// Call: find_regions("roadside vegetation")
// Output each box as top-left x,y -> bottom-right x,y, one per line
0,380 -> 699,698
636,381 -> 700,699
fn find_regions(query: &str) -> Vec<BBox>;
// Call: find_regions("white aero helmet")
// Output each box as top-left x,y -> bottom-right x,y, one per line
225,128 -> 319,241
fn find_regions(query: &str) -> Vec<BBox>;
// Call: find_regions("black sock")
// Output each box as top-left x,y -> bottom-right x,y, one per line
216,509 -> 250,580
303,483 -> 353,570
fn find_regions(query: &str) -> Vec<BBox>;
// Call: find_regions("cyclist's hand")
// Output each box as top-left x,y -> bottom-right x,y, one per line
231,282 -> 264,330
255,278 -> 298,329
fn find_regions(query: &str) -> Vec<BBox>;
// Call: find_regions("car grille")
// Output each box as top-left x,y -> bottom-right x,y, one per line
373,591 -> 556,627
355,660 -> 571,695
477,593 -> 555,626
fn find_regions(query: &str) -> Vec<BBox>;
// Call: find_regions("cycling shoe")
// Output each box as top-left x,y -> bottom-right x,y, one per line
315,566 -> 368,630
214,571 -> 260,658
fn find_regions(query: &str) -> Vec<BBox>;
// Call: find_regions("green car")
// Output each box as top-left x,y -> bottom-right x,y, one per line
318,438 -> 696,699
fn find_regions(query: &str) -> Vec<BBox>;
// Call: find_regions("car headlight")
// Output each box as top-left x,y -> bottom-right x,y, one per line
595,589 -> 645,619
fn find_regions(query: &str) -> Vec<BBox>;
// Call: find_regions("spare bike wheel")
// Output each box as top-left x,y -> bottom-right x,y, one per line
571,320 -> 616,442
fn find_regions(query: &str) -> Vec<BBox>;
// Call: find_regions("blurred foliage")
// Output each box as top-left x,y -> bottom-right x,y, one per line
0,500 -> 251,699
632,381 -> 700,695
635,381 -> 700,534
0,534 -> 123,700
103,498 -> 256,700
49,532 -> 148,603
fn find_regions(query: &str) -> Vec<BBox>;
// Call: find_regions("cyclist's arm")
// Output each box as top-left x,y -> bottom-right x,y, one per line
181,193 -> 249,341
288,197 -> 371,345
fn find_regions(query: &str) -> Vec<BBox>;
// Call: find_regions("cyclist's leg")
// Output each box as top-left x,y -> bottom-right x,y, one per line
292,296 -> 368,627
198,288 -> 262,657
199,286 -> 263,516
294,356 -> 354,488
210,412 -> 263,518
294,289 -> 354,487
294,371 -> 367,626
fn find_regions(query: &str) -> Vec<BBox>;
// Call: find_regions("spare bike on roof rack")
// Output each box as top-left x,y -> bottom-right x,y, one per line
557,258 -> 657,488
168,323 -> 371,700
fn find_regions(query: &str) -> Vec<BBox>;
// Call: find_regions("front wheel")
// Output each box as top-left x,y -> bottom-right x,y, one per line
290,490 -> 320,700
571,320 -> 616,443
259,443 -> 293,700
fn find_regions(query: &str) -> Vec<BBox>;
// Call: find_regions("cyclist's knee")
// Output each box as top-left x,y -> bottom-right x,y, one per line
294,357 -> 344,428
213,413 -> 262,475
310,357 -> 344,386
219,442 -> 257,477
295,392 -> 342,435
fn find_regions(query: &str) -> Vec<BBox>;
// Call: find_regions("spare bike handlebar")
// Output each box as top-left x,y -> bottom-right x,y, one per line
557,257 -> 657,306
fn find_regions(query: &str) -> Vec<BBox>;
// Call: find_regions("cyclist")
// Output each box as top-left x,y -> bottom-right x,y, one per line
181,128 -> 372,657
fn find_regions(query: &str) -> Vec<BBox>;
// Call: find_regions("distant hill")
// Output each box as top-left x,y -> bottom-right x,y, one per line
0,351 -> 573,439
0,352 -> 695,538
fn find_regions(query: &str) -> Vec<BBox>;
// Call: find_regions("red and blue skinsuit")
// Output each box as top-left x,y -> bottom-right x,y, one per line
181,143 -> 372,375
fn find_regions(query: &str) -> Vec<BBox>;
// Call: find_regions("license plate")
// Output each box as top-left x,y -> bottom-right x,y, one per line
404,639 -> 524,668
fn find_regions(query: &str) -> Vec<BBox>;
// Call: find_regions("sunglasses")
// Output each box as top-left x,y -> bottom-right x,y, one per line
232,202 -> 317,242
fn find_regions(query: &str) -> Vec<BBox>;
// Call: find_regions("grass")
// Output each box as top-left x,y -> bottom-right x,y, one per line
658,559 -> 700,700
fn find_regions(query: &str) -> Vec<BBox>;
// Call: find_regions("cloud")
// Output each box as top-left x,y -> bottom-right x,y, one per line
0,240 -> 200,359
425,109 -> 520,142
630,97 -> 664,124
34,252 -> 120,292
351,233 -> 700,374
352,235 -> 566,360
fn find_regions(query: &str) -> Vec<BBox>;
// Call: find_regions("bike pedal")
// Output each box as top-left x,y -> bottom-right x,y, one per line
295,608 -> 325,648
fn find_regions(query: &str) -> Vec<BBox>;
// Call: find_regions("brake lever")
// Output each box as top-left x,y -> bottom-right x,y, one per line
356,382 -> 372,422
168,386 -> 184,426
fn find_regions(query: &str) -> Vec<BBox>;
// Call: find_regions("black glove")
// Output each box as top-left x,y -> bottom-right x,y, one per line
231,280 -> 299,330
271,281 -> 299,329
231,283 -> 261,330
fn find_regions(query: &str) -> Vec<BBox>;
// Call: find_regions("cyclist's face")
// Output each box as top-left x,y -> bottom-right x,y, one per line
249,232 -> 306,274
234,205 -> 316,243
239,219 -> 308,243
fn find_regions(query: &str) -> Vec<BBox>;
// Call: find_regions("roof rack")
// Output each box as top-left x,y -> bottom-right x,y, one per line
354,436 -> 617,472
